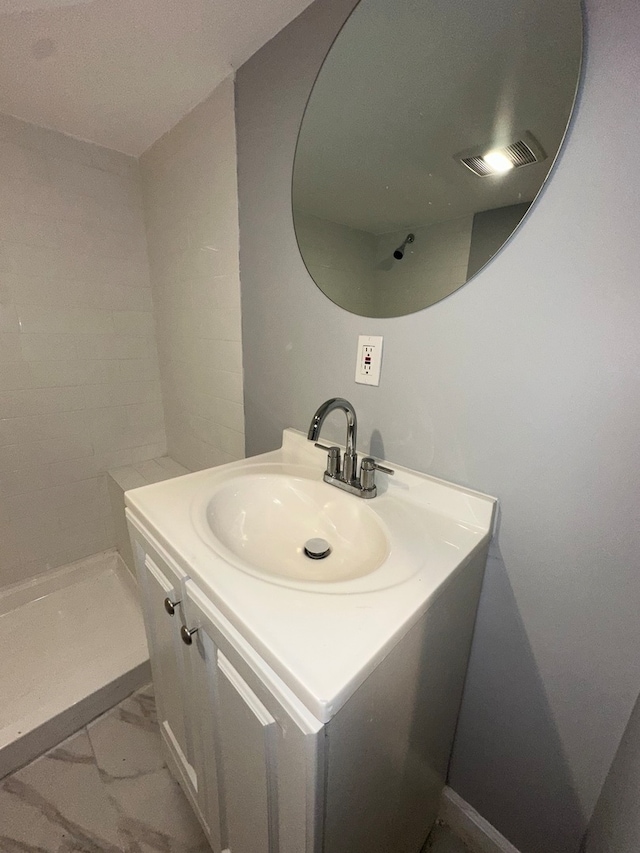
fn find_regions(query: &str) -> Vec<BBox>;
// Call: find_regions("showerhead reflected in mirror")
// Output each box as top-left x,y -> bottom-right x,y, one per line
393,233 -> 414,261
292,0 -> 583,318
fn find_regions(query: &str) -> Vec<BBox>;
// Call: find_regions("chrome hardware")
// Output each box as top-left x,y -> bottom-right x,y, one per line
308,399 -> 392,498
304,537 -> 332,560
360,457 -> 395,496
314,443 -> 341,477
164,596 -> 180,616
308,398 -> 359,484
180,625 -> 198,645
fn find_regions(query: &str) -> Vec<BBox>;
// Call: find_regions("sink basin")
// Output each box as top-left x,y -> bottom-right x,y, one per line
184,432 -> 495,595
127,428 -> 497,719
191,458 -> 439,593
201,469 -> 389,583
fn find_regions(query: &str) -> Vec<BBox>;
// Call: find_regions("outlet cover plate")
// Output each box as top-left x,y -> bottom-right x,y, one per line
355,335 -> 383,386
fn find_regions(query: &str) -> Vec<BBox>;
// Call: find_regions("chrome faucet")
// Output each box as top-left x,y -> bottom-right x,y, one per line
307,398 -> 393,498
308,397 -> 359,483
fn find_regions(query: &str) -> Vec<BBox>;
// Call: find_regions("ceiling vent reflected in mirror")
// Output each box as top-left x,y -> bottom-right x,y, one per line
292,0 -> 583,319
459,133 -> 547,177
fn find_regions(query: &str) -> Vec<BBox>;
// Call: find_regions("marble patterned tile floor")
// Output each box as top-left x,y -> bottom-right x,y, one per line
0,682 -> 476,853
0,684 -> 210,853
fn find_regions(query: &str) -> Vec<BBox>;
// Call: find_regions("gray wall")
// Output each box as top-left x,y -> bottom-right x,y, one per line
235,1 -> 640,851
467,202 -> 531,279
583,692 -> 640,852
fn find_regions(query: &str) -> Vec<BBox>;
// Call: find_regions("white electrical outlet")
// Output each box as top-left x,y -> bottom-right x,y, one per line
355,335 -> 383,386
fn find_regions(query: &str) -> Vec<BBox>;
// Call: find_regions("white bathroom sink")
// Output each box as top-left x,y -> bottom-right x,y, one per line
187,439 -> 494,594
126,428 -> 497,716
200,467 -> 389,583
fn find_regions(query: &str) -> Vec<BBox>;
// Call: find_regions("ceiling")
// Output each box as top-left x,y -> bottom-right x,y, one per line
0,0 -> 315,154
293,0 -> 582,234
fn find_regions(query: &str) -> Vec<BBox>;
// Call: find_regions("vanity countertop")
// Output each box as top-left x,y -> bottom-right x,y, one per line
125,429 -> 496,723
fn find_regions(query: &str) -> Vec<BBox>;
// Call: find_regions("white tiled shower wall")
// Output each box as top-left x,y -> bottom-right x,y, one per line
0,114 -> 166,586
140,78 -> 244,471
0,78 -> 245,588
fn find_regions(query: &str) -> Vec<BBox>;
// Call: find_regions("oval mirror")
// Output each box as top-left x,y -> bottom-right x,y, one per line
292,0 -> 582,318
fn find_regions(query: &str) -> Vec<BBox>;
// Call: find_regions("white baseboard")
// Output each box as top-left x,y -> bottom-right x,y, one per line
439,787 -> 522,853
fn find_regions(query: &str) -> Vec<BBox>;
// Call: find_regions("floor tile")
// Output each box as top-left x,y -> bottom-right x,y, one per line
1,683 -> 475,853
88,684 -> 210,852
110,770 -> 211,853
0,685 -> 209,853
87,685 -> 162,780
0,728 -> 122,851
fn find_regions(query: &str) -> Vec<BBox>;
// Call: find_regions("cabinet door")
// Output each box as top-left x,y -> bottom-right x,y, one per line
184,620 -> 225,853
183,581 -> 325,853
217,651 -> 278,853
130,537 -> 197,796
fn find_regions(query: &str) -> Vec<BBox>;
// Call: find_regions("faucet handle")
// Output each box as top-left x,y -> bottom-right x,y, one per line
314,443 -> 341,478
361,457 -> 394,475
360,457 -> 394,493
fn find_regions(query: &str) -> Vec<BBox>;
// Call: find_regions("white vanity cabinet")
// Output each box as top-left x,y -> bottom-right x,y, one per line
130,524 -> 324,853
132,539 -> 199,800
129,515 -> 488,853
182,580 -> 325,853
125,430 -> 497,853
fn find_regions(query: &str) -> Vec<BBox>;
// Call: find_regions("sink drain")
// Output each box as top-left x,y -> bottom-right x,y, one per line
303,538 -> 331,560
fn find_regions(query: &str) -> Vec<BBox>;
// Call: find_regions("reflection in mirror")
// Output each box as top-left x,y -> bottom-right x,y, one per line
292,0 -> 582,318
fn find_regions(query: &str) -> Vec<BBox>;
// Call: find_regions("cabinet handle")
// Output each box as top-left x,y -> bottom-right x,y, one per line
180,624 -> 198,645
164,596 -> 180,616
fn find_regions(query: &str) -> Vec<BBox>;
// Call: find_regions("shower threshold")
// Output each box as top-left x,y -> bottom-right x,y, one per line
0,549 -> 150,779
